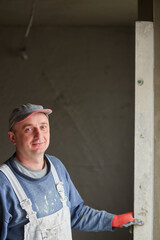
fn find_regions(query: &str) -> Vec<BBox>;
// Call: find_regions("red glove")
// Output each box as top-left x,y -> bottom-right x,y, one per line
112,211 -> 144,228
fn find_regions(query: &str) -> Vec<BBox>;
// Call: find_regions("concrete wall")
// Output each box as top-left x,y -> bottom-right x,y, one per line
154,0 -> 160,238
134,21 -> 154,240
0,26 -> 135,240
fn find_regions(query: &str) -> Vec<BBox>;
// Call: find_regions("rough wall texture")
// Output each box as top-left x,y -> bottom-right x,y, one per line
0,26 -> 134,240
154,0 -> 160,238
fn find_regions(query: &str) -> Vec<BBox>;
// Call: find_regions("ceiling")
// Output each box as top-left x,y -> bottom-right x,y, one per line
0,0 -> 138,26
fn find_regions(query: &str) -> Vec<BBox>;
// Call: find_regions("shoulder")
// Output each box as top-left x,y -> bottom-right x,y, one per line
45,154 -> 66,169
0,165 -> 11,185
45,154 -> 69,179
0,163 -> 14,188
0,167 -> 15,201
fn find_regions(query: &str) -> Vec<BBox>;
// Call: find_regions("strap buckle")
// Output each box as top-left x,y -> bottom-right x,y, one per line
20,198 -> 32,209
20,198 -> 37,221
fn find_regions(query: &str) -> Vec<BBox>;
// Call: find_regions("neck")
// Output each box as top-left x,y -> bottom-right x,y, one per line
15,152 -> 45,170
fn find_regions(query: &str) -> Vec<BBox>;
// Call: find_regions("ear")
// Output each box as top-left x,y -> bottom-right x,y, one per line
8,131 -> 16,145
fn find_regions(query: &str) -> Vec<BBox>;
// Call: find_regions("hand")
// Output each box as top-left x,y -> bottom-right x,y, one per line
112,211 -> 144,228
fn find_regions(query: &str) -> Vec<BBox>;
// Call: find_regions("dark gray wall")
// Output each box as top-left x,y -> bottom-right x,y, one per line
0,26 -> 135,240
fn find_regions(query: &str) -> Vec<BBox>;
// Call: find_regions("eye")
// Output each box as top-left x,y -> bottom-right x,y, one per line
24,127 -> 32,133
41,125 -> 47,130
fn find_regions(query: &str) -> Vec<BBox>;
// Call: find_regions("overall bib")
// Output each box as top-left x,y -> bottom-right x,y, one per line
0,160 -> 72,240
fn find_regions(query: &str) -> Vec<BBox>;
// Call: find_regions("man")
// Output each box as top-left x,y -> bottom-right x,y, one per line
0,103 -> 143,239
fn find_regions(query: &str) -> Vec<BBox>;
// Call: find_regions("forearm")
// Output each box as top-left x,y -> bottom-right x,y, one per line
71,204 -> 115,232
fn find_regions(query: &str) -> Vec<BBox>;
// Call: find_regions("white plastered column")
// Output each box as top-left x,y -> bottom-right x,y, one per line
134,22 -> 154,240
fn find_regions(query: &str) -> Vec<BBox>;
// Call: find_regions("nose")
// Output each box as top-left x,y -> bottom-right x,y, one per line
33,127 -> 41,137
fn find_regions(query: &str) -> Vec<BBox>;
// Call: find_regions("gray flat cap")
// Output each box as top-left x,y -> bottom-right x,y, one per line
9,103 -> 52,130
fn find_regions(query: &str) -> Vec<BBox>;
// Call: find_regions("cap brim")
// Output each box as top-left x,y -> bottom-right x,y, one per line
16,108 -> 52,124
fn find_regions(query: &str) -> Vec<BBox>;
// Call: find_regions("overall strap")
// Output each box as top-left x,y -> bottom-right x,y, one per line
46,156 -> 67,206
0,164 -> 37,221
47,158 -> 60,184
0,164 -> 27,202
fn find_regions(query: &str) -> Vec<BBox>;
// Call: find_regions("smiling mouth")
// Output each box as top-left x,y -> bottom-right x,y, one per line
32,142 -> 45,146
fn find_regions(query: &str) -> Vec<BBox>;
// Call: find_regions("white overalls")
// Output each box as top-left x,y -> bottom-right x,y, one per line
0,161 -> 72,240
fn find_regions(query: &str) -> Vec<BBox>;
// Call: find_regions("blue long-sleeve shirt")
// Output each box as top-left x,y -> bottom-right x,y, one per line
0,154 -> 115,239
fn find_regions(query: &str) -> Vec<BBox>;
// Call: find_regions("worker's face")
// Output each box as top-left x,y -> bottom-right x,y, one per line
8,112 -> 50,159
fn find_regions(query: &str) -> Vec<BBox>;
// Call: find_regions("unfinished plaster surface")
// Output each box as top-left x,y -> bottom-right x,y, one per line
0,26 -> 134,240
134,22 -> 154,240
154,0 -> 160,239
